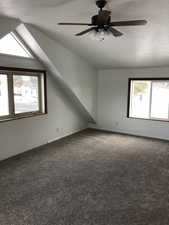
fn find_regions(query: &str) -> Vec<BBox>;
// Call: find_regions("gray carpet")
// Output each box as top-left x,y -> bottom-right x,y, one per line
0,129 -> 169,225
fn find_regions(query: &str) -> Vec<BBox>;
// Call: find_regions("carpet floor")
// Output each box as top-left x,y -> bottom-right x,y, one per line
0,129 -> 169,225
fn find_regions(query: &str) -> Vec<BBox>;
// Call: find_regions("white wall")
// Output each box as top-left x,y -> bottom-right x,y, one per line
17,24 -> 97,121
0,55 -> 86,161
0,54 -> 42,69
97,67 -> 169,140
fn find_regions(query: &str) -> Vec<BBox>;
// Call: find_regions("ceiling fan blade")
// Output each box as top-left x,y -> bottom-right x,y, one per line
109,27 -> 123,37
75,27 -> 95,36
110,20 -> 147,26
58,22 -> 92,26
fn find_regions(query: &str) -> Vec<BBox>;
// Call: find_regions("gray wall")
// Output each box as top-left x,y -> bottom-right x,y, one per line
96,67 -> 169,140
0,55 -> 86,161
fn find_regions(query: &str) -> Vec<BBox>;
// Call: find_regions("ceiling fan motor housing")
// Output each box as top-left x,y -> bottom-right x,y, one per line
92,15 -> 111,26
96,0 -> 107,9
92,9 -> 111,27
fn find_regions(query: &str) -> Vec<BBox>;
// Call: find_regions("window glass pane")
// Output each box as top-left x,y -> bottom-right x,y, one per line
151,81 -> 169,119
0,33 -> 32,58
0,74 -> 9,116
13,75 -> 39,114
130,81 -> 151,118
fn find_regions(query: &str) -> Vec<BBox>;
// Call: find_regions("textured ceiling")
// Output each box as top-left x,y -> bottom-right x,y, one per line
0,0 -> 169,68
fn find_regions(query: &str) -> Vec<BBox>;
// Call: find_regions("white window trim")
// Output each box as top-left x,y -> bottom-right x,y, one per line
12,32 -> 34,59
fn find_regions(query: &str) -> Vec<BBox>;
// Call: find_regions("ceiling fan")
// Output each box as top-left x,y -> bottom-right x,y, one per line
58,0 -> 147,41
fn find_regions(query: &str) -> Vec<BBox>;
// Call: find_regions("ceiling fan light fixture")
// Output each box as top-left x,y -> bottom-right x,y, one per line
90,28 -> 109,41
99,29 -> 106,41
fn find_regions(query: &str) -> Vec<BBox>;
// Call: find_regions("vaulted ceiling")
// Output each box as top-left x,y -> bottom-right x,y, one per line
0,0 -> 169,68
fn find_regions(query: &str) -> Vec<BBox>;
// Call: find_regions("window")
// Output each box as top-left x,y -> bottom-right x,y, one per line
128,78 -> 169,121
0,67 -> 47,122
0,74 -> 9,116
0,32 -> 33,58
13,75 -> 39,114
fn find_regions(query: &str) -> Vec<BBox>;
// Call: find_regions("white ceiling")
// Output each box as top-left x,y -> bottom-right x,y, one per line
0,0 -> 169,68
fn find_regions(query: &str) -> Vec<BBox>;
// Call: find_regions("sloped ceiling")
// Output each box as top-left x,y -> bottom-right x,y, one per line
0,0 -> 169,68
17,23 -> 96,123
0,17 -> 20,39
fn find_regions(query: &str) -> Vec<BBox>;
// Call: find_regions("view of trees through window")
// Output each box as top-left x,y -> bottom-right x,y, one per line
129,79 -> 169,120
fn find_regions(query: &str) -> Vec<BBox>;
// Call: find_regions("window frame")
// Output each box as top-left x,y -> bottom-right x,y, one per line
0,66 -> 47,122
127,77 -> 169,122
11,32 -> 34,59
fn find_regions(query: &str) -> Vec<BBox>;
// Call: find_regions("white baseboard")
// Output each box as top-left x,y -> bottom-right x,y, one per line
0,127 -> 87,162
47,127 -> 87,144
89,125 -> 169,142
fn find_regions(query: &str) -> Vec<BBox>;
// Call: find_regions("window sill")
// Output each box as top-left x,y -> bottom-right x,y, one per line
127,116 -> 169,123
0,112 -> 47,123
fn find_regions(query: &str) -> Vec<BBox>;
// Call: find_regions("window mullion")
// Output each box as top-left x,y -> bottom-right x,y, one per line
38,75 -> 42,113
130,81 -> 133,117
168,99 -> 169,120
8,73 -> 15,116
149,81 -> 153,119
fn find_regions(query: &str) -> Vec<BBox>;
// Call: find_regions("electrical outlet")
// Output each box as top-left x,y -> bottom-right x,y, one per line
56,128 -> 60,132
115,122 -> 119,127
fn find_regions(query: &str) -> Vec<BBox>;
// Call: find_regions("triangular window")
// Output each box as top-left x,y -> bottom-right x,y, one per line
0,32 -> 33,58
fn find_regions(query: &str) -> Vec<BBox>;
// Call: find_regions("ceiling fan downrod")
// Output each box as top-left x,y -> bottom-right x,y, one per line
96,0 -> 107,10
